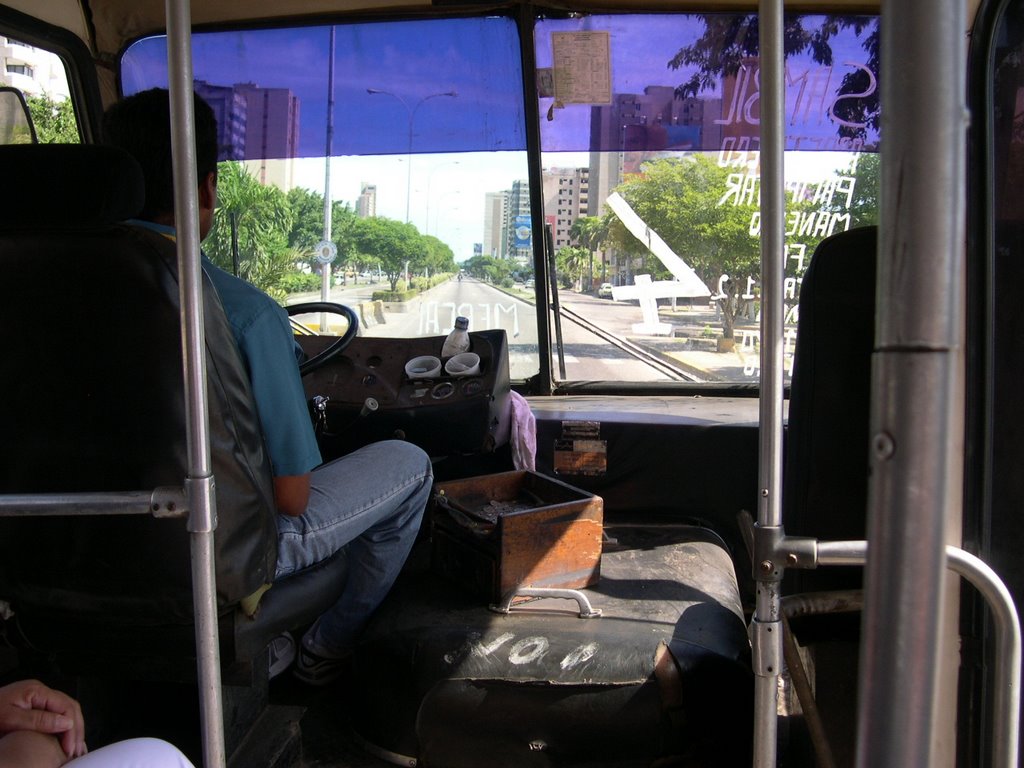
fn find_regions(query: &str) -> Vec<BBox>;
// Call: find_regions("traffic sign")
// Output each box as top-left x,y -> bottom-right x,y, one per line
314,240 -> 338,264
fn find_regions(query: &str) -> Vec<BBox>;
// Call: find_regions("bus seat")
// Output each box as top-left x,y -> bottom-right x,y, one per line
783,225 -> 877,597
774,226 -> 877,762
0,144 -> 347,759
351,524 -> 753,766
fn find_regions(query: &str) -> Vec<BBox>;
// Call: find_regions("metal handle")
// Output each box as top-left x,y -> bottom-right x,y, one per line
489,587 -> 602,618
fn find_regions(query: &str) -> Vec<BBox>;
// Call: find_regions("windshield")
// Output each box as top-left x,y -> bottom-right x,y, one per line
535,13 -> 879,384
120,11 -> 879,386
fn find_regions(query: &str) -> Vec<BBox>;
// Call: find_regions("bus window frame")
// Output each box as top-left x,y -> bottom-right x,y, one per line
0,5 -> 102,143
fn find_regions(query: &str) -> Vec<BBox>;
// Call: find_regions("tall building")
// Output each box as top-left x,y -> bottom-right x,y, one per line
588,85 -> 722,217
194,81 -> 247,161
356,183 -> 377,218
235,83 -> 300,191
483,192 -> 505,258
194,80 -> 300,191
505,179 -> 532,264
483,183 -> 530,263
0,37 -> 69,100
542,167 -> 589,251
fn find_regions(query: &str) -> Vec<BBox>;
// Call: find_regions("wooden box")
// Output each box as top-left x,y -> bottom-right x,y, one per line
431,471 -> 603,602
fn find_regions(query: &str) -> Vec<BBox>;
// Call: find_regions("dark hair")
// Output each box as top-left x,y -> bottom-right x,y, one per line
102,88 -> 218,220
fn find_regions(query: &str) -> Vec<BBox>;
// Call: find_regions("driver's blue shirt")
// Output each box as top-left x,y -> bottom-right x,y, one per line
130,220 -> 322,478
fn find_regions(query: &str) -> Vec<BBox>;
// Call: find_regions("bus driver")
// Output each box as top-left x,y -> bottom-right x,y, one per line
102,88 -> 433,686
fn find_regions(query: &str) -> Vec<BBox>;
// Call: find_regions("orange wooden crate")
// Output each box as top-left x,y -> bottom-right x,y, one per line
431,471 -> 603,603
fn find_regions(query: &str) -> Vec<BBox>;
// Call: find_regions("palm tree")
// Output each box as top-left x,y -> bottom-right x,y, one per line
555,246 -> 588,290
569,216 -> 609,290
205,162 -> 295,300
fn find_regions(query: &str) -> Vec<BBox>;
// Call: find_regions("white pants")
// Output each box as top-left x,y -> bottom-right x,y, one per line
65,738 -> 195,768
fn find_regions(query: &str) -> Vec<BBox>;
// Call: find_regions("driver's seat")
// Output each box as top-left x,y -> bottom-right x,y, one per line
0,144 -> 348,762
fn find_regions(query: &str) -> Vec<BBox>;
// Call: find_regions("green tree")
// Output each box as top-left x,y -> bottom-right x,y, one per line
569,216 -> 610,287
836,152 -> 880,227
352,216 -> 421,291
25,93 -> 79,144
463,254 -> 512,284
205,162 -> 294,300
420,235 -> 457,276
285,186 -> 326,261
555,246 -> 588,289
329,202 -> 359,283
669,15 -> 879,143
283,189 -> 364,286
600,211 -> 648,284
611,155 -> 760,339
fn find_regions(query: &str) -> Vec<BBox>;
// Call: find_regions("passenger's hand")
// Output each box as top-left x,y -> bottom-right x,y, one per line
0,679 -> 86,759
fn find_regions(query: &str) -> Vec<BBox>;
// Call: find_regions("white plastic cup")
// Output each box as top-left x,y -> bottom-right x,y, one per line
444,352 -> 481,378
405,355 -> 442,379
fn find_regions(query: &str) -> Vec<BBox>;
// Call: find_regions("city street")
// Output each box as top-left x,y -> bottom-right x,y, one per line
289,276 -> 781,383
362,277 -> 672,381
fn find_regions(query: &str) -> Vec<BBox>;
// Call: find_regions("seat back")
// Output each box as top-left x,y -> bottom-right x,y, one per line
783,225 -> 877,593
0,144 -> 278,625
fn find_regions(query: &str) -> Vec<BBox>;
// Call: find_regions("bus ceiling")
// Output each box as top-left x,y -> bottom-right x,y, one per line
14,0 -> 992,55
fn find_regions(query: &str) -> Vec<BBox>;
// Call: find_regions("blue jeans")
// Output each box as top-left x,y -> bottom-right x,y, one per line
274,440 -> 432,656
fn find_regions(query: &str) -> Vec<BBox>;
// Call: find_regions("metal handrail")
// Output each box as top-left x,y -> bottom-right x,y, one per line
783,542 -> 1020,768
0,489 -> 187,518
946,547 -> 1021,768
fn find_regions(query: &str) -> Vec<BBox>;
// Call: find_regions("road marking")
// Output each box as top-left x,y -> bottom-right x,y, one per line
418,301 -> 520,337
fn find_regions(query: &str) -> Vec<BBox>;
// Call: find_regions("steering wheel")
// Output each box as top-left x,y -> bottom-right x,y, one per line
286,302 -> 359,375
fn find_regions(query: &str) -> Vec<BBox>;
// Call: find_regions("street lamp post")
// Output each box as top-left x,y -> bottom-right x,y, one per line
366,88 -> 457,223
430,192 -> 462,239
424,160 -> 460,234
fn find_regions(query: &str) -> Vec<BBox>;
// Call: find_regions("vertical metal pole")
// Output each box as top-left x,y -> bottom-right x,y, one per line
855,0 -> 967,764
544,224 -> 567,379
320,26 -> 336,331
752,0 -> 786,765
165,1 -> 227,766
405,112 -> 413,224
516,1 -> 553,393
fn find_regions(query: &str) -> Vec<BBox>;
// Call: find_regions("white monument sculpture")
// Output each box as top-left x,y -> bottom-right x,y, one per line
605,191 -> 711,336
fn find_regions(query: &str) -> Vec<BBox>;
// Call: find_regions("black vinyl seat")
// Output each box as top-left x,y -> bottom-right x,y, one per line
0,144 -> 347,758
775,226 -> 878,762
353,525 -> 753,767
783,225 -> 877,596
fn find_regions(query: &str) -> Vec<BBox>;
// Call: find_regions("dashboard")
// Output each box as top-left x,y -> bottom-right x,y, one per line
297,329 -> 512,459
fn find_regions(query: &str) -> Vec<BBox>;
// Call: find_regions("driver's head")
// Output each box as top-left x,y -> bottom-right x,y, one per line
102,88 -> 218,238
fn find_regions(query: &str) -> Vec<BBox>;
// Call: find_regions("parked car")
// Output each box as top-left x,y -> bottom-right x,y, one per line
598,282 -> 614,298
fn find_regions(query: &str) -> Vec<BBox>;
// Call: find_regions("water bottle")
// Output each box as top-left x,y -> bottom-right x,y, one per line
441,316 -> 470,358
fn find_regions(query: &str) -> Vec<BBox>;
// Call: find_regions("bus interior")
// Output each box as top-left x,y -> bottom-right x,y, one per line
0,0 -> 1021,766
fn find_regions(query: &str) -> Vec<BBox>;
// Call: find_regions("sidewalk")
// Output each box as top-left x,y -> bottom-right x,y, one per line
559,290 -> 763,381
645,302 -> 762,381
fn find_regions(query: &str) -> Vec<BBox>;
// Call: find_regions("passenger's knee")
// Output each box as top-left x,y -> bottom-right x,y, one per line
0,730 -> 66,768
65,738 -> 195,767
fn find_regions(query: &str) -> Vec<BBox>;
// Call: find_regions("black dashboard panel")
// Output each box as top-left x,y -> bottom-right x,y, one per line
298,329 -> 511,459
